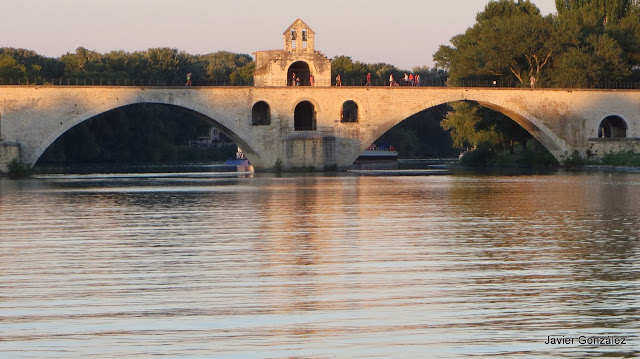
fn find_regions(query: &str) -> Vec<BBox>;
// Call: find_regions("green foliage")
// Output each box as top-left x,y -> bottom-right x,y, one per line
460,141 -> 559,167
563,150 -> 588,167
274,158 -> 284,172
436,0 -> 640,87
377,104 -> 457,158
546,1 -> 638,87
435,0 -> 559,86
331,56 -> 445,86
435,0 -> 640,167
556,0 -> 634,24
460,143 -> 493,167
331,56 -> 371,85
0,54 -> 27,80
600,151 -> 640,166
441,102 -> 528,151
7,159 -> 33,178
441,102 -> 484,148
1,46 -> 254,85
230,62 -> 255,85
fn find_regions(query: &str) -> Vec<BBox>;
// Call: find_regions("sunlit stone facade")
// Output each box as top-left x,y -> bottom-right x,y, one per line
253,19 -> 332,87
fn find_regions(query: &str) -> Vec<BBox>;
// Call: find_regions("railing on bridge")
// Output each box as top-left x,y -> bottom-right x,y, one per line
2,77 -> 640,89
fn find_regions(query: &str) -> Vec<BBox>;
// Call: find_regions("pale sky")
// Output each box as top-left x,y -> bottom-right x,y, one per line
1,0 -> 557,70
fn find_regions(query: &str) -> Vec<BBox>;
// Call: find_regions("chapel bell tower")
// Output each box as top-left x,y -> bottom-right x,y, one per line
253,19 -> 331,87
284,20 -> 315,54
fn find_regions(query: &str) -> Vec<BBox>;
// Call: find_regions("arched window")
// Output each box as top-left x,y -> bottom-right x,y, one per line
598,116 -> 627,138
252,101 -> 271,126
302,29 -> 308,49
288,61 -> 311,86
294,101 -> 316,131
341,100 -> 358,123
291,30 -> 297,49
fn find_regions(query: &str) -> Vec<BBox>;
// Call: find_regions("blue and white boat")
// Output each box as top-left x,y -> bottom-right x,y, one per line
225,147 -> 250,166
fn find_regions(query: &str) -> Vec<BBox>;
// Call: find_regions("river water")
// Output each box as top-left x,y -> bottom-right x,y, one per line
1,167 -> 638,358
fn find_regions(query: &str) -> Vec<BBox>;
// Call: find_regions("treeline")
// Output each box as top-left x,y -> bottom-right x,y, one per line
0,47 -> 255,85
330,56 -> 448,86
0,46 -> 448,88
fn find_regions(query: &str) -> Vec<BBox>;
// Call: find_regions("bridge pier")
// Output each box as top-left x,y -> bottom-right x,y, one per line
0,142 -> 21,173
277,136 -> 362,170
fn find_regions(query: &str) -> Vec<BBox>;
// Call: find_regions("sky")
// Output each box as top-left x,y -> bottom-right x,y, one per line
1,0 -> 558,70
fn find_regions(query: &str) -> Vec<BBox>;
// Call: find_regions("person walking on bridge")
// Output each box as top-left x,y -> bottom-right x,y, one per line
186,73 -> 192,86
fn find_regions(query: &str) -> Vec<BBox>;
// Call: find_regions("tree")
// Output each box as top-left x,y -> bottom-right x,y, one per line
230,62 -> 255,85
548,0 -> 639,86
441,102 -> 499,148
434,0 -> 559,86
60,47 -> 104,78
331,56 -> 369,85
549,33 -> 630,87
142,48 -> 181,80
0,54 -> 26,81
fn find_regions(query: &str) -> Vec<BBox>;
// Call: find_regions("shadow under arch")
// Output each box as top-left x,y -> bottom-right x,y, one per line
32,102 -> 264,169
362,96 -> 569,164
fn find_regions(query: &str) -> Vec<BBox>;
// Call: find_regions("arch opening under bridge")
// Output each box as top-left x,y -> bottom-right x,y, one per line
32,102 -> 264,169
358,96 -> 569,165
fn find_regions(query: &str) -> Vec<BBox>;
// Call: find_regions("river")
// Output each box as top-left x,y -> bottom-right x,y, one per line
1,167 -> 638,358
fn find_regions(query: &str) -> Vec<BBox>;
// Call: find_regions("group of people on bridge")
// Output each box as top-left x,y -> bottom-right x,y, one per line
389,73 -> 421,87
334,73 -> 422,87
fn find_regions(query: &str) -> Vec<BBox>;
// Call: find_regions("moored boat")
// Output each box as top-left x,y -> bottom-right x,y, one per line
225,147 -> 250,165
356,143 -> 398,161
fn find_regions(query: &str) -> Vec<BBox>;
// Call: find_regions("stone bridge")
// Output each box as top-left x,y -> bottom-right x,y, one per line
1,85 -> 639,172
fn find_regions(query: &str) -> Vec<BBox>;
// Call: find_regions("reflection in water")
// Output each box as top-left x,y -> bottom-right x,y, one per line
0,171 -> 638,358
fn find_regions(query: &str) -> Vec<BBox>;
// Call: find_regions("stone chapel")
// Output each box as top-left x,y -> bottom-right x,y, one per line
253,19 -> 332,87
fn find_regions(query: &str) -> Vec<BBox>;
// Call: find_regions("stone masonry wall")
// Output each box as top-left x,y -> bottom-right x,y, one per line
588,138 -> 640,159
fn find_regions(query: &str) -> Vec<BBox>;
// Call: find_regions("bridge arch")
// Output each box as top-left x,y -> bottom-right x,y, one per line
32,101 -> 264,168
598,115 -> 627,138
363,92 -> 569,161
